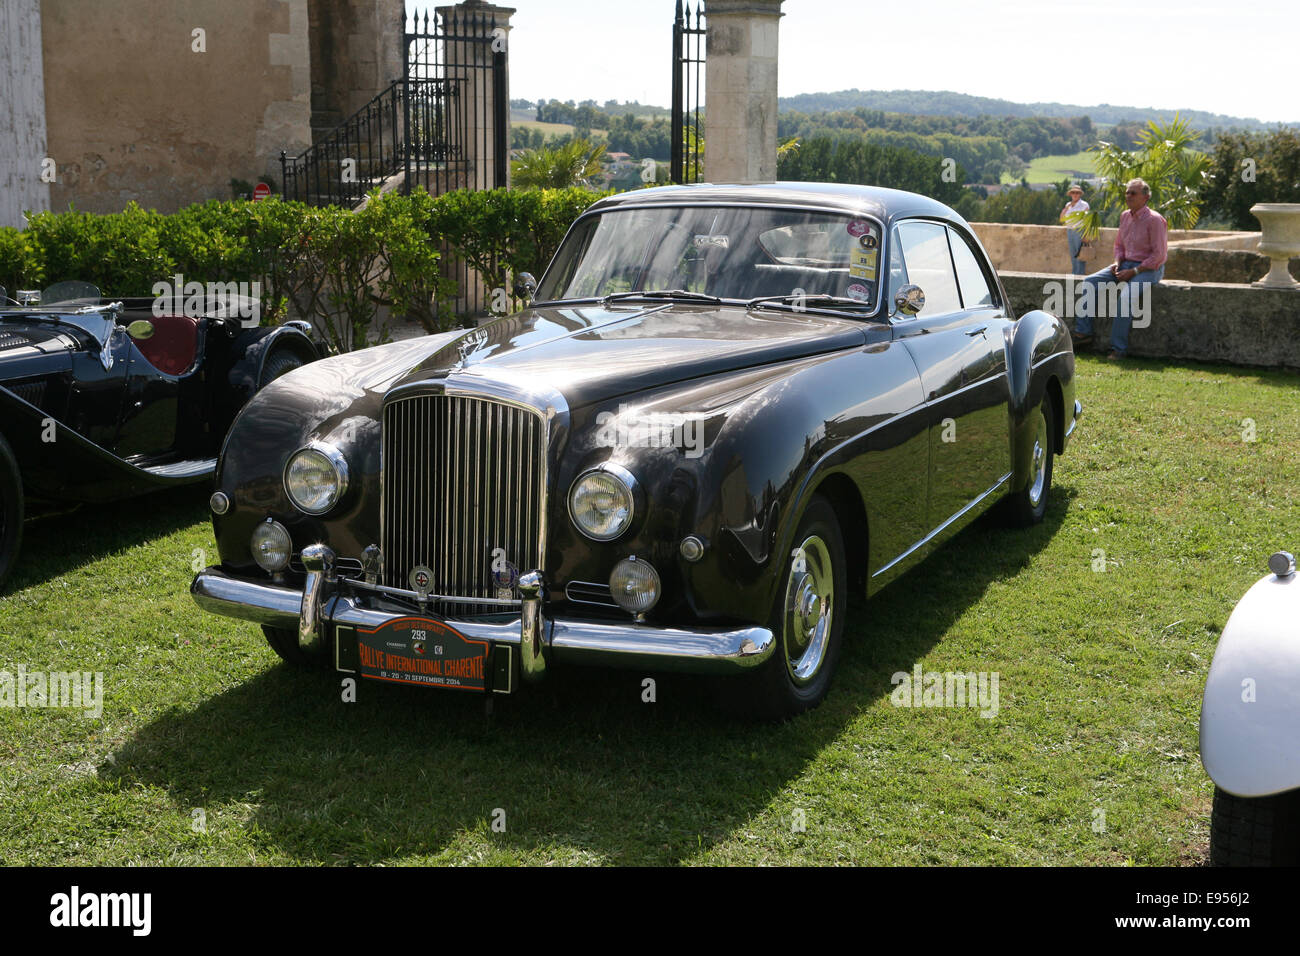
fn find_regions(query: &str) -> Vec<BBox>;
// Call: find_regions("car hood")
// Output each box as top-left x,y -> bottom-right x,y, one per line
390,302 -> 870,409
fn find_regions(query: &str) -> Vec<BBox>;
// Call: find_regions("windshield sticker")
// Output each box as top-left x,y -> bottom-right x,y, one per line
859,233 -> 877,249
846,283 -> 872,302
693,234 -> 729,249
850,248 -> 878,279
847,220 -> 872,238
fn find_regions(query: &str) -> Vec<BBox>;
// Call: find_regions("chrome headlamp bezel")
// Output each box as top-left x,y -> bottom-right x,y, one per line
283,441 -> 350,516
568,462 -> 640,542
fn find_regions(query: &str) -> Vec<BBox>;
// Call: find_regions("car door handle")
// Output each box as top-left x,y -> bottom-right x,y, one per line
965,327 -> 987,337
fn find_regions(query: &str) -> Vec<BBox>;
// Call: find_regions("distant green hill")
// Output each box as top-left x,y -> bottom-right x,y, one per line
777,89 -> 1290,131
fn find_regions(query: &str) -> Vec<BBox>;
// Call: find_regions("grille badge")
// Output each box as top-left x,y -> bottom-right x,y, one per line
409,565 -> 434,601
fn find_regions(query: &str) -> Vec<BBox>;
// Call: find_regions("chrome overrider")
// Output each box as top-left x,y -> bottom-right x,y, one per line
190,547 -> 776,679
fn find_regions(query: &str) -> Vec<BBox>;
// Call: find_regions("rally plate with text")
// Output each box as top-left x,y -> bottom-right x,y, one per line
356,617 -> 489,692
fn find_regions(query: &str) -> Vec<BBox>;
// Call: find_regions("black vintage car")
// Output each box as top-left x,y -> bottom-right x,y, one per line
191,183 -> 1081,717
0,281 -> 319,590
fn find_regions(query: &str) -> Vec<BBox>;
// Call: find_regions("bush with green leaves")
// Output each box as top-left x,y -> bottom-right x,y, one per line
428,186 -> 607,311
510,139 -> 607,189
5,186 -> 602,350
0,227 -> 45,295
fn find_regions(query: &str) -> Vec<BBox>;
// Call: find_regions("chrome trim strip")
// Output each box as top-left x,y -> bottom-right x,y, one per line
872,470 -> 1014,579
1033,348 -> 1073,368
191,569 -> 775,675
565,580 -> 617,607
1065,398 -> 1083,438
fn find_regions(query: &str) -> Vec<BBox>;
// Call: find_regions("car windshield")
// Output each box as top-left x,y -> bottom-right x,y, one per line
536,205 -> 883,313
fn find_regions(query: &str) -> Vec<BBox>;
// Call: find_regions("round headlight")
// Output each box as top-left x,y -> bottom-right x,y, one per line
610,556 -> 661,616
284,443 -> 349,515
569,465 -> 638,541
251,518 -> 292,573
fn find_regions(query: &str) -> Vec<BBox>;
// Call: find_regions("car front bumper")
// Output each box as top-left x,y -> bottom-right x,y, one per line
191,564 -> 776,684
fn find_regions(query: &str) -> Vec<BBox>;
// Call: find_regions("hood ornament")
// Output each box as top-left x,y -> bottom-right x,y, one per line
454,328 -> 490,369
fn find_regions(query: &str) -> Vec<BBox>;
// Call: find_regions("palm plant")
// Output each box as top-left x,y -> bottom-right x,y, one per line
511,139 -> 607,189
1066,114 -> 1211,241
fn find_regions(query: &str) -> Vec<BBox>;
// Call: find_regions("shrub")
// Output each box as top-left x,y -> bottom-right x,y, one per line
5,186 -> 602,350
0,227 -> 45,294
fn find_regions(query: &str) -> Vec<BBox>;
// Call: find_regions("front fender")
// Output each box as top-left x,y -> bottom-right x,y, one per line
227,321 -> 320,397
1200,567 -> 1300,797
1007,309 -> 1076,493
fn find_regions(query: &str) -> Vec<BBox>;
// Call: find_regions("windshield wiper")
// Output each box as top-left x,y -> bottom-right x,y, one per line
747,293 -> 876,313
602,289 -> 723,306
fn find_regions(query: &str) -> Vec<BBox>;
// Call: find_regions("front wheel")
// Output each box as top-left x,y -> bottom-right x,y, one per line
1005,395 -> 1055,527
728,495 -> 847,720
1210,786 -> 1300,866
262,624 -> 329,668
0,433 -> 24,593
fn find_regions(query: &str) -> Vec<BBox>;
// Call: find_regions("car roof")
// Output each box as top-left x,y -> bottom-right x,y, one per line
587,181 -> 962,227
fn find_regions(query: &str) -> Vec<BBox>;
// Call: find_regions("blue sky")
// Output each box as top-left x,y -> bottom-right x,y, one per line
406,0 -> 1297,123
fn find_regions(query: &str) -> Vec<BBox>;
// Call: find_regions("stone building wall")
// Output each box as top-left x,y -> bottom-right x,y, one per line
0,0 -> 51,228
308,0 -> 404,142
40,0 -> 315,214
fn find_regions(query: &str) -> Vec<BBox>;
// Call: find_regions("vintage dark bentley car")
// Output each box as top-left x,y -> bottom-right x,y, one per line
191,182 -> 1081,717
0,281 -> 319,590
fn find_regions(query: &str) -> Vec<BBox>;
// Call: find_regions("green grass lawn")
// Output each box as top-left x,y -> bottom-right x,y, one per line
1002,151 -> 1098,185
2,355 -> 1297,865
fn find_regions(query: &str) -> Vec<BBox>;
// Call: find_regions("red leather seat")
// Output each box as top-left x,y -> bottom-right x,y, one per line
135,314 -> 199,376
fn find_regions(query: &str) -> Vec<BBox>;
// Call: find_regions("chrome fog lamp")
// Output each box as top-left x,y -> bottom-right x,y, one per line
284,442 -> 349,515
251,518 -> 292,573
569,464 -> 638,541
609,555 -> 661,618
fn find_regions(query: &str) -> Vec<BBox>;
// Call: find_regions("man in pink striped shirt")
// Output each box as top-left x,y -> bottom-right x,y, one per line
1071,178 -> 1167,359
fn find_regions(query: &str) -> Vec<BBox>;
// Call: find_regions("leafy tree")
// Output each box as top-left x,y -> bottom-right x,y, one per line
511,139 -> 607,189
1200,127 -> 1300,229
777,136 -> 966,205
1066,115 -> 1210,240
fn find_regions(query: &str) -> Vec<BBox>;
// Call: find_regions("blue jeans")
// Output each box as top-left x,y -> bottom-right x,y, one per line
1067,229 -> 1087,275
1073,260 -> 1163,354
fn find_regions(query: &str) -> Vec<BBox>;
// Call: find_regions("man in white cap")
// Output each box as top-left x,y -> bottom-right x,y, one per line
1060,184 -> 1090,275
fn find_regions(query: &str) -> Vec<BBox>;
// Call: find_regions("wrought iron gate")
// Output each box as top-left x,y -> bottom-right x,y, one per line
280,5 -> 508,206
404,6 -> 509,197
670,0 -> 705,184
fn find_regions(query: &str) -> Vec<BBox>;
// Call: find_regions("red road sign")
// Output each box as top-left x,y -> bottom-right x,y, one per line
252,183 -> 271,202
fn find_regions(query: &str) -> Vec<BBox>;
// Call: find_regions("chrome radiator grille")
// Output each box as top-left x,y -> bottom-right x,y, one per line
381,393 -> 545,617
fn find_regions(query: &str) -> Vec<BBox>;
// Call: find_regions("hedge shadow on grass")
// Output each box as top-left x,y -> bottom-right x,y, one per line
108,490 -> 1070,865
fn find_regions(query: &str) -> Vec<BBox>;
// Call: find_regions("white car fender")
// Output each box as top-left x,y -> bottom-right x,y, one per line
1200,556 -> 1300,797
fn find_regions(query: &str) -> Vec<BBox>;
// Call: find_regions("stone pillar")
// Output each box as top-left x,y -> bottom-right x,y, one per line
436,0 -> 514,192
705,0 -> 783,184
0,0 -> 51,229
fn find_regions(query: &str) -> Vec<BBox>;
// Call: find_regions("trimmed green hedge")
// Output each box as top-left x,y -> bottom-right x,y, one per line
1,186 -> 607,351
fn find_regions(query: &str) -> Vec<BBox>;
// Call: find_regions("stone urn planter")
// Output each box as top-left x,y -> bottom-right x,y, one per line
1250,203 -> 1300,289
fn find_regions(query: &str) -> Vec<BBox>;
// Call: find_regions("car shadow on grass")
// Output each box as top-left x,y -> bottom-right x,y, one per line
8,485 -> 209,592
108,489 -> 1072,865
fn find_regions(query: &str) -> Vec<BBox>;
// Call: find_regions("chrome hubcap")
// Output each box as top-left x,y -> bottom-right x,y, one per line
784,535 -> 834,685
1028,411 -> 1049,508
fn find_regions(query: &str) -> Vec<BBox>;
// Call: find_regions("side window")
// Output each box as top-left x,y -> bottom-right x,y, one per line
892,221 -> 962,317
947,227 -> 997,309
